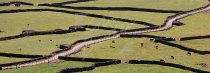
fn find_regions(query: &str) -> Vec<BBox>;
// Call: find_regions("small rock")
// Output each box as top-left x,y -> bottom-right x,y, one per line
160,59 -> 165,62
172,21 -> 185,26
14,3 -> 21,7
196,63 -> 208,68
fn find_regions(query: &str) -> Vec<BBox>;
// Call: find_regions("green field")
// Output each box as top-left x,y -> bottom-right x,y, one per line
148,12 -> 210,37
82,64 -> 192,73
68,0 -> 209,10
0,0 -> 210,73
72,38 -> 210,72
0,57 -> 27,64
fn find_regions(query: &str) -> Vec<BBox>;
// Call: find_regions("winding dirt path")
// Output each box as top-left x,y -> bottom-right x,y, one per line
122,4 -> 210,34
1,2 -> 210,71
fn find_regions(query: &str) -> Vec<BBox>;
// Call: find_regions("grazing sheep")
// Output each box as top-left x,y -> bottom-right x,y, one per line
187,52 -> 191,55
0,30 -> 3,33
112,40 -> 115,43
110,46 -> 115,48
171,56 -> 174,59
141,43 -> 144,47
125,62 -> 128,64
149,39 -> 154,42
18,48 -> 22,51
155,45 -> 158,49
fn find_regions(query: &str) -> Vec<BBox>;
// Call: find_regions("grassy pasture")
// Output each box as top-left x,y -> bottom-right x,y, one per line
65,10 -> 172,26
0,29 -> 114,55
68,0 -> 209,11
0,0 -> 210,73
0,12 -> 144,37
72,38 -> 210,72
148,12 -> 210,38
82,64 -> 192,73
0,57 -> 27,64
174,39 -> 210,51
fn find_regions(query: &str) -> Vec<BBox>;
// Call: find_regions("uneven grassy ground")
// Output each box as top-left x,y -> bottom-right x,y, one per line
82,64 -> 192,73
72,38 -> 210,72
0,12 -> 139,37
0,29 -> 114,55
68,0 -> 209,10
0,0 -> 210,73
174,38 -> 210,51
148,12 -> 210,37
69,11 -> 172,26
0,57 -> 27,64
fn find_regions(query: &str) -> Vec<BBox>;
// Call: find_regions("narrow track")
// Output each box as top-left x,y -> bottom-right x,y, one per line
122,4 -> 210,34
0,1 -> 210,72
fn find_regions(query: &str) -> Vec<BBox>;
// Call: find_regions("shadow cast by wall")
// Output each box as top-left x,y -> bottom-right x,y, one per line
129,60 -> 210,73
